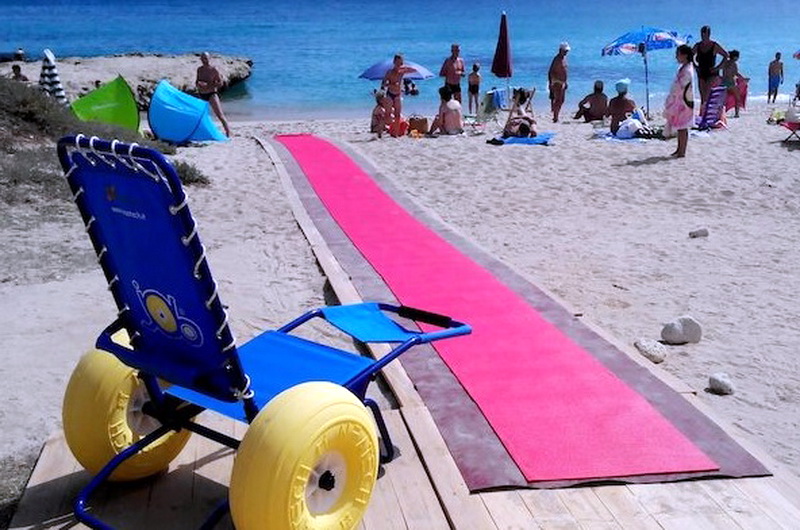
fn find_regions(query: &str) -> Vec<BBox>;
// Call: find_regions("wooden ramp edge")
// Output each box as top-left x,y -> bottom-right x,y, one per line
256,135 -> 800,529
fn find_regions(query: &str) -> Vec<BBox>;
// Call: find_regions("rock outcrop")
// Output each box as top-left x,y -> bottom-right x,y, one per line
0,53 -> 253,110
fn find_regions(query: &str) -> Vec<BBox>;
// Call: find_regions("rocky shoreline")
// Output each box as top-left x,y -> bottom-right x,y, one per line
0,53 -> 253,109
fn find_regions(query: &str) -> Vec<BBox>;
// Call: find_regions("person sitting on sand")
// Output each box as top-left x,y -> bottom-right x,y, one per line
10,64 -> 28,82
467,63 -> 482,115
606,79 -> 636,135
371,90 -> 392,138
382,54 -> 418,134
428,86 -> 463,136
502,88 -> 537,138
573,80 -> 608,122
195,52 -> 231,137
720,50 -> 748,118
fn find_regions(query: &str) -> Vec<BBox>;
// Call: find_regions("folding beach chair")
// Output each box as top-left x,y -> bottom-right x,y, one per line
56,135 -> 471,529
695,86 -> 727,131
781,121 -> 800,143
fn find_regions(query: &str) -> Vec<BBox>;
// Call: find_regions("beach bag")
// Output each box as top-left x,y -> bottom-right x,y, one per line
785,104 -> 800,124
408,115 -> 429,134
616,117 -> 642,139
389,118 -> 409,137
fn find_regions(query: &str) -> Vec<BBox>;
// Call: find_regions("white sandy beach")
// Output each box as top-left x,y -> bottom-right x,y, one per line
1,101 -> 799,519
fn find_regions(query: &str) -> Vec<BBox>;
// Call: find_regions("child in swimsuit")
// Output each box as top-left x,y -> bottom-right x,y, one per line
720,50 -> 748,117
467,63 -> 481,115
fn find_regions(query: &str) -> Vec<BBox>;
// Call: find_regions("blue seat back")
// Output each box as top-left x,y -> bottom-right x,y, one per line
57,135 -> 241,401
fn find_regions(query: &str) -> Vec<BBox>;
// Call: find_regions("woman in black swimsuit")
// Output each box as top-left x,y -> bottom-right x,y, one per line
692,26 -> 728,108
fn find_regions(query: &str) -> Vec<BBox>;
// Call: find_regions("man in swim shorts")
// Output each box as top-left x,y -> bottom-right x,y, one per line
768,52 -> 783,104
548,42 -> 569,122
439,44 -> 465,103
195,52 -> 231,137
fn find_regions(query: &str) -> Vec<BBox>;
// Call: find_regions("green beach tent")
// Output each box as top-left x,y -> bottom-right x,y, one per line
71,75 -> 140,132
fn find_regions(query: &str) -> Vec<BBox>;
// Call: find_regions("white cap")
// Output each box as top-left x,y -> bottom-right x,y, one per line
559,42 -> 571,52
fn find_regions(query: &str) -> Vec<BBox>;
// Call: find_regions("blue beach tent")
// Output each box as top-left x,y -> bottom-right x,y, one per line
147,80 -> 227,143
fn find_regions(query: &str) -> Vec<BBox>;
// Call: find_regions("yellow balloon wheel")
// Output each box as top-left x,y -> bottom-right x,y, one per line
62,343 -> 191,481
230,382 -> 379,530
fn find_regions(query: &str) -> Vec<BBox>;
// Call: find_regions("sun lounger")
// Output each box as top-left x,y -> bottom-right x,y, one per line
696,86 -> 727,131
56,135 -> 470,529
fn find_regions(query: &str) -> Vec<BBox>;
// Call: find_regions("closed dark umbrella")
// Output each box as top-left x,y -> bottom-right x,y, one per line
491,12 -> 513,106
491,12 -> 512,78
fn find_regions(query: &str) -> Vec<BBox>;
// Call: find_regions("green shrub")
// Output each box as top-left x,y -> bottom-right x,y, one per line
172,159 -> 210,186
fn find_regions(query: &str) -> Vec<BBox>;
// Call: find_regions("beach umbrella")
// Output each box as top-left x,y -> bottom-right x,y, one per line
358,58 -> 434,81
491,11 -> 513,106
491,12 -> 513,79
602,27 -> 690,117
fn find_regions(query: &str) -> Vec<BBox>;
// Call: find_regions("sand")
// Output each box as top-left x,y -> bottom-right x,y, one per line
2,102 -> 799,521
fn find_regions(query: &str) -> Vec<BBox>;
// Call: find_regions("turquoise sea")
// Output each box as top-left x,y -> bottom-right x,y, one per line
2,0 -> 798,119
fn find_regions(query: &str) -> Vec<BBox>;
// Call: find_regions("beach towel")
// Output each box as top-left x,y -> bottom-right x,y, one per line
487,132 -> 554,145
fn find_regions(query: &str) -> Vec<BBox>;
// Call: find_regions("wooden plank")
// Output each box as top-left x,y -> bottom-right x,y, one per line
732,478 -> 800,528
557,488 -> 620,527
592,485 -> 661,530
381,410 -> 450,530
698,479 -> 784,530
518,489 -> 580,529
480,491 -> 539,530
627,482 -> 742,530
400,406 -> 496,530
9,434 -> 84,530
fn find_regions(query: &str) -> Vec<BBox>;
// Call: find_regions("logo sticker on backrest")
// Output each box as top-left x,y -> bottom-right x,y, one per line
133,281 -> 204,347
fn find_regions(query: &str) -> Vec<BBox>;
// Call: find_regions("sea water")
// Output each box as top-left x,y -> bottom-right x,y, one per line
2,0 -> 798,119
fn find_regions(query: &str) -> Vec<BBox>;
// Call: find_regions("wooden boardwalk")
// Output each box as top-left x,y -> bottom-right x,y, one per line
12,138 -> 800,529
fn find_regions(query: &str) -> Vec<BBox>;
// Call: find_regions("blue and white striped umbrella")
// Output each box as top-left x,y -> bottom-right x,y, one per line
602,27 -> 691,116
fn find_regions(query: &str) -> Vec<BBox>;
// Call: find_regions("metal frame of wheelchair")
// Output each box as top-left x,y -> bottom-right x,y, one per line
57,135 -> 470,529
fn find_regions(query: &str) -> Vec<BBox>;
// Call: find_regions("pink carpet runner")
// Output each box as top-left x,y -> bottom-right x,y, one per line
276,134 -> 718,482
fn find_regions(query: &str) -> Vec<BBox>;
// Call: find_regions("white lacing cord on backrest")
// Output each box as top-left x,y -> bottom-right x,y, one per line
232,374 -> 254,401
169,196 -> 189,215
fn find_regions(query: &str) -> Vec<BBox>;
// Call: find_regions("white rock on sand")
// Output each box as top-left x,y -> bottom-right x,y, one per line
3,104 -> 800,514
709,372 -> 736,395
661,315 -> 703,344
634,338 -> 667,363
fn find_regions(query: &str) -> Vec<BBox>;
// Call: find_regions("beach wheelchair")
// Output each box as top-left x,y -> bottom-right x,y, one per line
56,135 -> 471,529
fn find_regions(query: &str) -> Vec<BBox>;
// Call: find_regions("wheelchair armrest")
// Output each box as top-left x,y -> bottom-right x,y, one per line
379,303 -> 471,344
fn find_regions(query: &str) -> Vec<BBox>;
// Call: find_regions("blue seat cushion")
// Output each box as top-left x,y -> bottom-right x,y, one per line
166,330 -> 376,422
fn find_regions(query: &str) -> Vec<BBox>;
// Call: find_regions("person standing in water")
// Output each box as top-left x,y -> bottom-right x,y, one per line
196,52 -> 231,137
